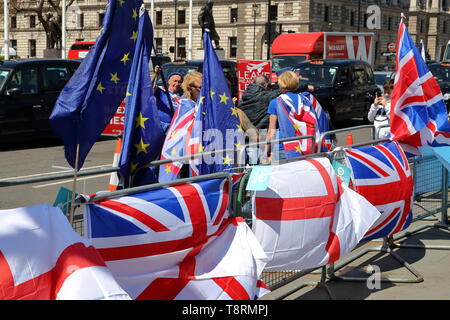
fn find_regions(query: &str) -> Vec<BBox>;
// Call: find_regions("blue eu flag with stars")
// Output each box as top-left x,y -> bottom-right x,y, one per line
118,6 -> 165,187
190,31 -> 243,176
50,0 -> 143,169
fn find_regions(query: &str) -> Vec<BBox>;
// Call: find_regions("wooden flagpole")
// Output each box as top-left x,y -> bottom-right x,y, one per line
69,144 -> 80,225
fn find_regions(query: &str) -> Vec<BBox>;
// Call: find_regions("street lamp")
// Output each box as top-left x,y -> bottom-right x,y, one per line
3,0 -> 9,60
266,0 -> 272,60
253,3 -> 258,60
174,0 -> 177,60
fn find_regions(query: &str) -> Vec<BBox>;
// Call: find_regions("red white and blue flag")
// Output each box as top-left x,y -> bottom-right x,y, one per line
390,16 -> 450,155
159,98 -> 196,182
304,92 -> 332,152
84,177 -> 268,300
0,204 -> 130,300
252,158 -> 380,271
344,141 -> 414,241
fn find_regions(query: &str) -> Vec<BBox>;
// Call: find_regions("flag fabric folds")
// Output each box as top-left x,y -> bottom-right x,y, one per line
50,0 -> 143,169
343,141 -> 414,241
84,177 -> 268,300
118,6 -> 165,187
252,158 -> 380,271
304,92 -> 332,152
0,204 -> 130,300
390,17 -> 450,155
188,31 -> 244,176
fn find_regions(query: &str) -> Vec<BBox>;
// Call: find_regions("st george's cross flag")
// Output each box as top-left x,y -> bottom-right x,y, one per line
390,16 -> 450,155
252,158 -> 380,271
343,141 -> 414,241
84,176 -> 268,300
0,204 -> 130,300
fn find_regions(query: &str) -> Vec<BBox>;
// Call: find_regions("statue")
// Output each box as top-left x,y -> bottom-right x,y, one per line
198,0 -> 221,49
44,13 -> 61,49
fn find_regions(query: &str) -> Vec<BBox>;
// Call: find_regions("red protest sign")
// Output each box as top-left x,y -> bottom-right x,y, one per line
102,100 -> 125,135
237,60 -> 272,99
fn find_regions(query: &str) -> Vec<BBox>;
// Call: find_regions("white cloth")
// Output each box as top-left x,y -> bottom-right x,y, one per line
368,102 -> 391,138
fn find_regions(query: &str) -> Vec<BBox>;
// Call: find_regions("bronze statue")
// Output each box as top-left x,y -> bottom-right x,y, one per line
198,0 -> 221,49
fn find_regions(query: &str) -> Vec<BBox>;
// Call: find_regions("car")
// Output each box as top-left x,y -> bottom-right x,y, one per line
157,60 -> 238,98
67,41 -> 95,60
374,71 -> 393,94
427,62 -> 450,112
292,59 -> 378,124
0,58 -> 81,141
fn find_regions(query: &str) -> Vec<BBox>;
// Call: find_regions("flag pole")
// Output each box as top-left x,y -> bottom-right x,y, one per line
69,144 -> 80,225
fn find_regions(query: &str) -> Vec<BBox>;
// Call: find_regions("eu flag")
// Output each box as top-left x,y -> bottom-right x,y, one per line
189,31 -> 243,176
50,0 -> 143,169
118,6 -> 165,187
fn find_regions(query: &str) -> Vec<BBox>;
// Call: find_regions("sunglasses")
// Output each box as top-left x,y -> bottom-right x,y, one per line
190,85 -> 202,89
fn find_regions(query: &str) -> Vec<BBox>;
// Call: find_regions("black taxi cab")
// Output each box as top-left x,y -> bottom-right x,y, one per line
0,59 -> 80,141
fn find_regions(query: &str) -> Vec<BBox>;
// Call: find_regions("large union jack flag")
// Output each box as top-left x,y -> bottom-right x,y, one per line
344,141 -> 414,241
84,176 -> 268,300
390,16 -> 450,154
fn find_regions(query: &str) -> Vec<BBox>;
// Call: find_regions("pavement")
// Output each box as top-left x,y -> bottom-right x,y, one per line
260,209 -> 450,300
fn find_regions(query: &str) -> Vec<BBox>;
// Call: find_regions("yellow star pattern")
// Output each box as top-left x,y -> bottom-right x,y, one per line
236,124 -> 243,132
110,72 -> 120,84
199,144 -> 205,152
235,143 -> 244,151
118,0 -> 125,7
170,129 -> 178,140
132,8 -> 138,20
130,30 -> 138,42
295,145 -> 302,154
121,53 -> 130,65
230,107 -> 238,117
210,89 -> 216,98
165,165 -> 172,173
222,155 -> 232,166
135,113 -> 149,129
126,90 -> 132,97
134,138 -> 150,155
199,96 -> 206,104
96,82 -> 105,93
219,92 -> 229,104
293,123 -> 301,132
171,148 -> 178,156
130,162 -> 138,173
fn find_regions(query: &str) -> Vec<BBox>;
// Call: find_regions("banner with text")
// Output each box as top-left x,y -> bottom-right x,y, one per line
237,60 -> 271,99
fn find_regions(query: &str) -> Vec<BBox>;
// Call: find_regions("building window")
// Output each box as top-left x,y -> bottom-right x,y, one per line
444,20 -> 448,33
388,16 -> 392,30
29,39 -> 36,57
11,16 -> 17,29
324,6 -> 329,22
284,3 -> 293,16
156,11 -> 162,25
78,13 -> 84,28
176,37 -> 186,59
363,13 -> 368,28
269,4 -> 278,21
30,15 -> 36,28
99,13 -> 105,28
229,37 -> 237,58
230,8 -> 238,23
155,38 -> 163,54
177,10 -> 186,25
350,11 -> 355,26
11,39 -> 17,52
420,18 -> 425,33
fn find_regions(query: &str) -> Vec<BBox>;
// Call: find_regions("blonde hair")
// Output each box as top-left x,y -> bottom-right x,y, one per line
278,71 -> 299,92
182,72 -> 202,100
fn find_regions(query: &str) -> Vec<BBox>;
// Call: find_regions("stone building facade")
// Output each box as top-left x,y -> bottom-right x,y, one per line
1,0 -> 450,69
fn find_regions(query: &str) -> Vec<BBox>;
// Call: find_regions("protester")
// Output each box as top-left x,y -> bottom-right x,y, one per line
238,75 -> 281,130
263,71 -> 321,162
368,79 -> 393,138
152,66 -> 184,132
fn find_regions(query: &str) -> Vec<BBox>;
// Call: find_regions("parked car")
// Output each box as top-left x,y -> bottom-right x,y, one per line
292,59 -> 378,123
157,60 -> 238,98
428,62 -> 450,112
374,71 -> 393,94
67,41 -> 95,59
0,59 -> 81,140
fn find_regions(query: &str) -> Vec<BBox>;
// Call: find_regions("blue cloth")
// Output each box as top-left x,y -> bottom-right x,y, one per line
118,8 -> 165,188
49,0 -> 143,169
154,87 -> 176,131
267,92 -> 299,115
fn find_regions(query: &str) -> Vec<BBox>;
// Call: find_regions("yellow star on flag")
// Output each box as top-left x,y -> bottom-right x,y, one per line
171,148 -> 178,156
126,90 -> 132,97
199,144 -> 205,152
295,145 -> 302,154
235,143 -> 244,151
130,30 -> 138,42
236,124 -> 243,132
130,162 -> 138,173
134,138 -> 150,155
230,107 -> 238,117
110,72 -> 120,84
118,0 -> 125,7
210,89 -> 216,98
165,165 -> 172,173
135,113 -> 149,129
222,155 -> 232,166
170,129 -> 178,140
121,53 -> 130,65
219,92 -> 229,104
132,8 -> 138,20
96,82 -> 105,93
293,123 -> 301,132
199,96 -> 206,104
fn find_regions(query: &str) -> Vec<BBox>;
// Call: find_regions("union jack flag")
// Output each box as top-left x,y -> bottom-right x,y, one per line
158,98 -> 196,182
84,176 -> 268,300
390,16 -> 450,154
304,92 -> 332,152
276,93 -> 319,158
344,141 -> 414,241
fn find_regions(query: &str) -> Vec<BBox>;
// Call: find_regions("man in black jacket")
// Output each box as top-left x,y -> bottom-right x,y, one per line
238,75 -> 281,130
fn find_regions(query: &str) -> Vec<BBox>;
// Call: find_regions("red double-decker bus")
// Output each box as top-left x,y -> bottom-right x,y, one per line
67,41 -> 95,60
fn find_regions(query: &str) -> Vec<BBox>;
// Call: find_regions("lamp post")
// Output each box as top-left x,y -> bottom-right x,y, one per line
266,0 -> 271,60
3,0 -> 9,60
188,0 -> 192,59
253,3 -> 257,60
174,0 -> 177,60
61,0 -> 66,59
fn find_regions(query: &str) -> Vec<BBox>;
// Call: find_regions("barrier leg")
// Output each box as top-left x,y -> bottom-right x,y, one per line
328,237 -> 424,284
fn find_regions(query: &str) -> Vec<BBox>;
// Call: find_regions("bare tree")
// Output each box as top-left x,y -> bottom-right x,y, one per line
10,0 -> 75,49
